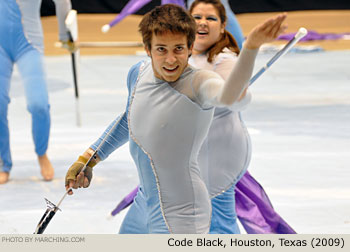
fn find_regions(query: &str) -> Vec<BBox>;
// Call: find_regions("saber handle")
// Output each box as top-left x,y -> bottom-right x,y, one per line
34,210 -> 57,234
34,198 -> 61,234
249,27 -> 308,85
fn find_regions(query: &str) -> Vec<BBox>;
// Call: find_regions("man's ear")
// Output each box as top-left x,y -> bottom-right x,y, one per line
188,43 -> 194,57
145,46 -> 151,57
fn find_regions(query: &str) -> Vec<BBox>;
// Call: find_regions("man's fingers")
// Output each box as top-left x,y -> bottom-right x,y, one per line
66,171 -> 90,192
76,172 -> 85,187
83,177 -> 90,188
66,184 -> 74,195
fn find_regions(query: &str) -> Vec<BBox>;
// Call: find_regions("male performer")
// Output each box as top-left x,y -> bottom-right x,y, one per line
65,4 -> 287,233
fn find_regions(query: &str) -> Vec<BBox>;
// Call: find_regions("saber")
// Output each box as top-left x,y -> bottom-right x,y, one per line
33,152 -> 94,234
249,27 -> 308,85
33,115 -> 124,234
65,10 -> 82,127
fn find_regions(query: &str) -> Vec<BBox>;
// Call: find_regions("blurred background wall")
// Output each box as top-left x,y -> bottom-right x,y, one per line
41,0 -> 350,16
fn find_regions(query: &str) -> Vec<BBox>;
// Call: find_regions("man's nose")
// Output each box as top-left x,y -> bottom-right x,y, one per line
165,52 -> 176,64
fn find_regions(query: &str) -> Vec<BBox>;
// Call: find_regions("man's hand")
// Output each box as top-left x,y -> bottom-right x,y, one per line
65,155 -> 96,195
244,13 -> 288,50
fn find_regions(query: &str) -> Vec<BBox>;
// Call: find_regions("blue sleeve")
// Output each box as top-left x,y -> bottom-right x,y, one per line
89,61 -> 142,160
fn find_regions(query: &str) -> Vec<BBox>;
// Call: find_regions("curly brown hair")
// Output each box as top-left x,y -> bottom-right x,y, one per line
189,0 -> 240,62
138,4 -> 197,51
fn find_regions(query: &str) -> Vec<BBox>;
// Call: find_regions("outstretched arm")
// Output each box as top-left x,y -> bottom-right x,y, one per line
194,13 -> 287,108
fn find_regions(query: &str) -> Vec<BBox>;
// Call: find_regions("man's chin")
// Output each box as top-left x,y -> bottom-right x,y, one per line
164,77 -> 177,82
162,73 -> 180,83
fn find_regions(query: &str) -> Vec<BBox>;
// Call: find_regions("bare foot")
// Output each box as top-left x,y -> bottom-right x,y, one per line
0,172 -> 9,184
38,154 -> 54,181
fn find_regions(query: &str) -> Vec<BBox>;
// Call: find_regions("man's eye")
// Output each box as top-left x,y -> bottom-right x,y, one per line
176,47 -> 184,51
157,47 -> 165,52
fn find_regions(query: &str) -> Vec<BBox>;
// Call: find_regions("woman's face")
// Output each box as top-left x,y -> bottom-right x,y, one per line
191,3 -> 225,54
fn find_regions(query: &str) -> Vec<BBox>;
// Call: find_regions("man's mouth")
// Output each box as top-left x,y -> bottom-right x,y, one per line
163,66 -> 179,72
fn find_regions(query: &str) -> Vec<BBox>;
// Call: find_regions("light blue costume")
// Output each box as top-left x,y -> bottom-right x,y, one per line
92,61 -> 213,233
90,43 -> 257,233
0,0 -> 70,173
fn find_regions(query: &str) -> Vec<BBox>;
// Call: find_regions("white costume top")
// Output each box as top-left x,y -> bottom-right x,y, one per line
189,48 -> 252,197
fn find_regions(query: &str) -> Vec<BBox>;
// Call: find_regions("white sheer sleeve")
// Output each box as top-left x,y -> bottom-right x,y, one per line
192,47 -> 258,109
214,50 -> 252,111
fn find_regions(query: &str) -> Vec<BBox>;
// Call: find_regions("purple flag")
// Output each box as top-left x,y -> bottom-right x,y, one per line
161,0 -> 185,8
111,187 -> 138,216
109,0 -> 152,28
235,171 -> 296,234
278,30 -> 350,42
108,0 -> 186,28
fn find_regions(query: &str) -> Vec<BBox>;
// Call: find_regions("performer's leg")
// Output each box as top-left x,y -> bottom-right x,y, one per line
210,185 -> 240,234
0,46 -> 13,184
16,48 -> 54,181
119,187 -> 170,234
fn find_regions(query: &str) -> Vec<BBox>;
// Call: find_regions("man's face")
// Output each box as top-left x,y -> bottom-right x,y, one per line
145,32 -> 193,83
